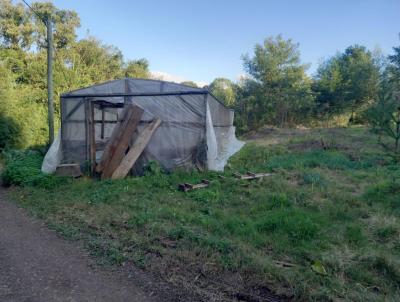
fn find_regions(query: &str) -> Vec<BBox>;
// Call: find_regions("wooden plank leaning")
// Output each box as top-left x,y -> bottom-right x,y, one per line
111,118 -> 161,179
97,105 -> 144,178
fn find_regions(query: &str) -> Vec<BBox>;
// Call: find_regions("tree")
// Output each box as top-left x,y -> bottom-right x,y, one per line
180,81 -> 198,88
314,45 -> 380,119
364,39 -> 400,155
209,78 -> 237,107
0,0 -> 33,49
0,1 -> 151,148
387,36 -> 400,92
0,0 -> 80,50
365,91 -> 400,153
124,58 -> 150,78
240,35 -> 314,128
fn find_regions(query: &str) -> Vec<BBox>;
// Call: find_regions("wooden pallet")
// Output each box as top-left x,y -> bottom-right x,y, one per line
233,171 -> 272,180
178,179 -> 210,192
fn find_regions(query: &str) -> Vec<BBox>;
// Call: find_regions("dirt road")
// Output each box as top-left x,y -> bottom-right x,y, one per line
0,189 -> 160,302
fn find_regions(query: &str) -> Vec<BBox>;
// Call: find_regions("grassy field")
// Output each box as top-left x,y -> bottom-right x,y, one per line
6,126 -> 400,301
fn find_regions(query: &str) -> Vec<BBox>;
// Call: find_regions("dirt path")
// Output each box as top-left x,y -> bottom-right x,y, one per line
0,189 -> 161,302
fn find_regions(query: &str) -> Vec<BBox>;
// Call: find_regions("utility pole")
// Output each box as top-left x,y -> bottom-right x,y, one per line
47,14 -> 54,145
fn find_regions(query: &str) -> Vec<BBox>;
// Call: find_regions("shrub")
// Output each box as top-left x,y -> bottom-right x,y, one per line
0,112 -> 21,150
2,150 -> 43,186
1,149 -> 67,188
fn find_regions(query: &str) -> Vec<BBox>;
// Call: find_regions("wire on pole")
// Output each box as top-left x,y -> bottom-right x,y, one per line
21,1 -> 70,88
21,0 -> 47,25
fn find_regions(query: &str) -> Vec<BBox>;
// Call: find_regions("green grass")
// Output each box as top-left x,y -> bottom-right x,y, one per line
4,127 -> 400,301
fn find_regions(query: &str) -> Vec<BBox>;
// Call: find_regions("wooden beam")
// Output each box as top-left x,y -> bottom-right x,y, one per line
111,118 -> 161,179
99,105 -> 144,178
62,90 -> 209,98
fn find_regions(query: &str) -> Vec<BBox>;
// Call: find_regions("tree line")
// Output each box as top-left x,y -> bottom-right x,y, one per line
0,0 -> 399,151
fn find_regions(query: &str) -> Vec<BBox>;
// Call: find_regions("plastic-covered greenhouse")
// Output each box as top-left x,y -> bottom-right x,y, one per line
46,78 -> 244,174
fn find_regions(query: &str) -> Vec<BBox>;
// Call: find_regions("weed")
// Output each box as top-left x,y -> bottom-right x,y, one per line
7,127 -> 400,301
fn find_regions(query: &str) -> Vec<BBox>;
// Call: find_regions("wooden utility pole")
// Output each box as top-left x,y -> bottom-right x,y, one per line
47,15 -> 54,144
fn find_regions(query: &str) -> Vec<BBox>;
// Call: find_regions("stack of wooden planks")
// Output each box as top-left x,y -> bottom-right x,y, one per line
96,104 -> 161,179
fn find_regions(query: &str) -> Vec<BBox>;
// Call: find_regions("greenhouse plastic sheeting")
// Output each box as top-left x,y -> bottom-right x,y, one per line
56,78 -> 244,173
41,129 -> 62,173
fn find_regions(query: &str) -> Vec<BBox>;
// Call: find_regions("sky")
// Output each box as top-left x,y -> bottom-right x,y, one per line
51,0 -> 399,86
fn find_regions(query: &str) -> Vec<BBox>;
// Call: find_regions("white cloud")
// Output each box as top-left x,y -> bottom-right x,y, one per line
151,71 -> 208,88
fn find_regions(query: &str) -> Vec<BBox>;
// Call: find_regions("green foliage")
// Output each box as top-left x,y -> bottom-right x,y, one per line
365,41 -> 400,154
180,80 -> 199,88
313,45 -> 380,119
0,1 -> 151,148
9,127 -> 400,301
238,35 -> 315,129
302,172 -> 326,187
1,149 -> 43,186
364,180 -> 400,211
1,149 -> 66,188
0,0 -> 80,50
387,40 -> 400,92
256,207 -> 321,242
365,91 -> 400,153
267,150 -> 371,171
0,111 -> 21,150
123,58 -> 150,78
209,77 -> 237,107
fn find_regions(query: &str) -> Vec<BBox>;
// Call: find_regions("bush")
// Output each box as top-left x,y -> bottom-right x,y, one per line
1,149 -> 66,188
2,150 -> 43,186
0,112 -> 21,150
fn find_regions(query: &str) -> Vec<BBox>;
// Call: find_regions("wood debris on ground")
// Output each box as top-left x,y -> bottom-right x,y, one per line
233,171 -> 272,180
178,180 -> 210,192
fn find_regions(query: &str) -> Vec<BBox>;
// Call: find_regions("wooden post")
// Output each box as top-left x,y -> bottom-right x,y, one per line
46,15 -> 54,145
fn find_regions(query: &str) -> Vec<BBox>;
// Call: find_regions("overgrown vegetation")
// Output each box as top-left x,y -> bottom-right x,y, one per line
0,0 -> 151,148
1,0 -> 399,149
1,1 -> 400,301
4,127 -> 400,301
1,149 -> 67,188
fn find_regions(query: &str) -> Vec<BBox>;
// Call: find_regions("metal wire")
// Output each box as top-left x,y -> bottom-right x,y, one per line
21,0 -> 47,25
21,0 -> 71,90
